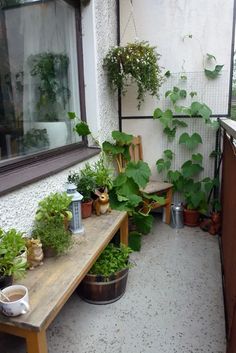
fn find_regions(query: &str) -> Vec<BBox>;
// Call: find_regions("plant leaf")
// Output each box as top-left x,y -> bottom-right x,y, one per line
181,160 -> 203,178
206,53 -> 216,61
112,131 -> 133,145
189,91 -> 197,98
204,65 -> 224,79
159,109 -> 173,127
156,158 -> 165,173
102,141 -> 124,155
179,132 -> 202,150
125,161 -> 151,188
192,153 -> 203,164
172,119 -> 188,128
68,112 -> 76,119
163,127 -> 176,141
74,122 -> 91,136
164,149 -> 174,160
164,70 -> 171,78
129,231 -> 142,251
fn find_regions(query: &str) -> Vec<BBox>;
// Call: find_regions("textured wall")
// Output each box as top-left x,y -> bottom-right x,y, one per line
0,0 -> 118,233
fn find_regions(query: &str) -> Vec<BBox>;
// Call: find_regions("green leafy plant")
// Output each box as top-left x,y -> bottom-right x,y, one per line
35,192 -> 72,223
0,229 -> 27,279
32,219 -> 72,256
156,149 -> 174,173
204,53 -> 224,79
79,156 -> 114,190
103,41 -> 163,109
68,173 -> 96,202
28,52 -> 71,121
89,243 -> 132,278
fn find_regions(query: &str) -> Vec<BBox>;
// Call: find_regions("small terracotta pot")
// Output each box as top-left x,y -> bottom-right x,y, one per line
82,200 -> 93,219
183,208 -> 200,227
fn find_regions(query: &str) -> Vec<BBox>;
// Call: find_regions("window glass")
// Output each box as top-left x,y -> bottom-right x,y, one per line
0,0 -> 81,162
231,50 -> 236,120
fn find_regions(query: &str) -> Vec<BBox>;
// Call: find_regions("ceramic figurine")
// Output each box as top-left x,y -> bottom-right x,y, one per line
26,238 -> 44,269
93,188 -> 111,216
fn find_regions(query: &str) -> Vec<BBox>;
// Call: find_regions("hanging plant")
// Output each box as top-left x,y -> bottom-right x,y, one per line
103,41 -> 163,109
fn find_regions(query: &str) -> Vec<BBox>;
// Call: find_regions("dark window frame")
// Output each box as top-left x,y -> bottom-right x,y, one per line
0,0 -> 100,196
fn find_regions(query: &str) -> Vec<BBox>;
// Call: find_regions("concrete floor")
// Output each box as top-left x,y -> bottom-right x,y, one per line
1,217 -> 226,353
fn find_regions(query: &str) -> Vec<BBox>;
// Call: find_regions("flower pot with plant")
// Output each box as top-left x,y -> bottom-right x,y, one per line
78,243 -> 132,304
33,192 -> 73,256
103,41 -> 163,109
68,173 -> 96,219
0,228 -> 27,289
35,192 -> 73,230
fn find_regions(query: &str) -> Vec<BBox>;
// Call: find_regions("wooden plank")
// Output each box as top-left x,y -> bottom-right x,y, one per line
0,211 -> 127,332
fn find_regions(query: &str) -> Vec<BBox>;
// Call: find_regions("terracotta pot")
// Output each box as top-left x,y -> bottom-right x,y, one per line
183,208 -> 200,227
0,274 -> 13,289
81,200 -> 93,219
77,268 -> 129,305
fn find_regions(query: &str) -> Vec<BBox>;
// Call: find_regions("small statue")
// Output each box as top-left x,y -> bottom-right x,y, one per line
93,188 -> 111,216
26,238 -> 44,269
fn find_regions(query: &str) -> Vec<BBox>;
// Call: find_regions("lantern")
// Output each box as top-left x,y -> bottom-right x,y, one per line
66,183 -> 84,235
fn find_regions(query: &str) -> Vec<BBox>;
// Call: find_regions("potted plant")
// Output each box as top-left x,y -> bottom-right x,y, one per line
103,41 -> 163,109
32,218 -> 72,257
28,52 -> 71,149
78,243 -> 132,304
0,228 -> 27,289
35,192 -> 73,230
68,173 -> 96,219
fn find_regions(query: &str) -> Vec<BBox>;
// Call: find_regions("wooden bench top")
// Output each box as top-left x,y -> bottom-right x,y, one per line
0,211 -> 127,332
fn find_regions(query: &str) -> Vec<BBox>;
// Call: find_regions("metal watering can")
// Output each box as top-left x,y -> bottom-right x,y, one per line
170,203 -> 184,229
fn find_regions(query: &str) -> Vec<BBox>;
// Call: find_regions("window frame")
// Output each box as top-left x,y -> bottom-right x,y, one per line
0,0 -> 100,196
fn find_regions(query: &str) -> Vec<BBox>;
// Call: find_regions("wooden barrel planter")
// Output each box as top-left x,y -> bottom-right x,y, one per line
77,268 -> 129,305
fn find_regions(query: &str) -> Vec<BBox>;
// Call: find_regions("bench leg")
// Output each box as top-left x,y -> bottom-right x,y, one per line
164,188 -> 173,225
120,213 -> 128,245
26,330 -> 48,353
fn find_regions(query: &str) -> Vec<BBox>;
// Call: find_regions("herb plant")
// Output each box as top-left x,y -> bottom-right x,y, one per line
68,173 -> 96,202
32,219 -> 72,255
89,243 -> 132,278
103,41 -> 163,109
0,228 -> 27,279
35,192 -> 72,223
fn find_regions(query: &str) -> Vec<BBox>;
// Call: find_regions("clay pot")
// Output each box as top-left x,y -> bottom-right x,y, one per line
81,200 -> 93,219
183,208 -> 200,227
77,268 -> 129,305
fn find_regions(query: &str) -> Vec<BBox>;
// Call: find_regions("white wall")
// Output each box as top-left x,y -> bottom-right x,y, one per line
0,0 -> 118,232
121,0 -> 234,183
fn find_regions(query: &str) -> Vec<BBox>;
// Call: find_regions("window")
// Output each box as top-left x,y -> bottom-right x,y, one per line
0,0 -> 84,163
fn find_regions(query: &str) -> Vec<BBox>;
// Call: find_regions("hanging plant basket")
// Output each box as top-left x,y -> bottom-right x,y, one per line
103,41 -> 163,109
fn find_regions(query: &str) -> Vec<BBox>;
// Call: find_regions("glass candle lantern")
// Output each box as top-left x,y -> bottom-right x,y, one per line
66,183 -> 84,235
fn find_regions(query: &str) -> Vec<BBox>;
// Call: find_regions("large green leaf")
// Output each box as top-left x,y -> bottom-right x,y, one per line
204,65 -> 224,79
74,122 -> 91,136
102,141 -> 124,155
163,126 -> 176,140
181,160 -> 203,178
113,173 -> 127,187
127,194 -> 143,207
125,161 -> 151,188
156,159 -> 171,173
159,109 -> 173,127
179,132 -> 202,150
112,131 -> 133,145
192,153 -> 203,164
153,107 -> 163,119
141,192 -> 166,205
164,149 -> 174,160
117,177 -> 139,197
133,212 -> 153,235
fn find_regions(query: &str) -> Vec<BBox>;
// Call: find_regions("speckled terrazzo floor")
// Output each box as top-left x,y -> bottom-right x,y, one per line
1,216 -> 226,353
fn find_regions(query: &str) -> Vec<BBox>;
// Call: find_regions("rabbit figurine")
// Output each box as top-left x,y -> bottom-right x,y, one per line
93,188 -> 111,216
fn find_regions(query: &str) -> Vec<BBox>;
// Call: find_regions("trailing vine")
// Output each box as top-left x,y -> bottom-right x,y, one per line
103,41 -> 163,109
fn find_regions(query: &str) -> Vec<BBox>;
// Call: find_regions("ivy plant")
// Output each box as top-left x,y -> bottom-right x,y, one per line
179,132 -> 202,150
103,41 -> 163,109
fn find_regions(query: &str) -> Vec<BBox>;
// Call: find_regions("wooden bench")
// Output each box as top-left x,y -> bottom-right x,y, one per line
0,210 -> 128,353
